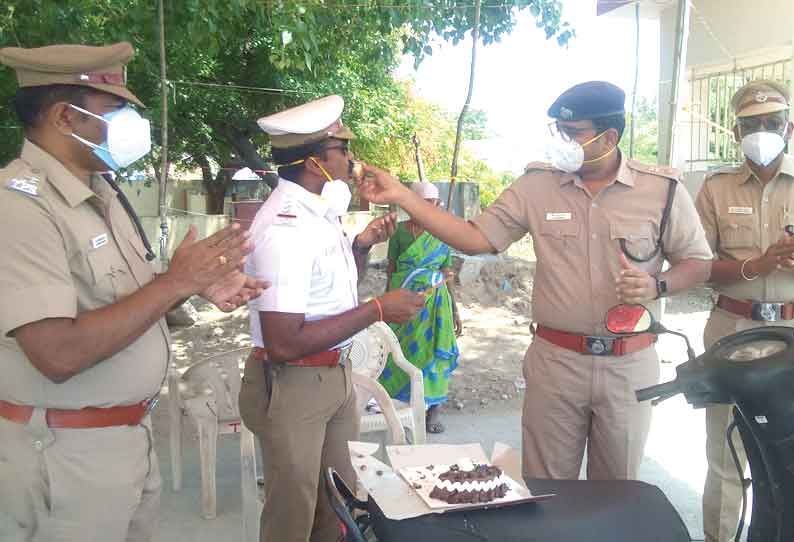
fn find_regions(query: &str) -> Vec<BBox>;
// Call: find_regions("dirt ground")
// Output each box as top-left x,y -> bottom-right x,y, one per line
167,255 -> 714,418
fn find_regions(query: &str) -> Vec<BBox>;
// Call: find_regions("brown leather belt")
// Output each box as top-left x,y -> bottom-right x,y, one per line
0,399 -> 151,429
535,325 -> 656,356
253,346 -> 350,367
717,295 -> 794,322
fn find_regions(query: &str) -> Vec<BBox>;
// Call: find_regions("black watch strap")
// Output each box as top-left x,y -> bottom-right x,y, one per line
654,275 -> 668,299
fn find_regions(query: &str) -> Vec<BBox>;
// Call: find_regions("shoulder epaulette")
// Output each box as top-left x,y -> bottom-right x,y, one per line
626,160 -> 680,181
1,160 -> 43,198
523,161 -> 556,175
703,164 -> 743,181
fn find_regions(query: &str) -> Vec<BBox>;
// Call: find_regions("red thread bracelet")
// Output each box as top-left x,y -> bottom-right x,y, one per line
372,297 -> 384,321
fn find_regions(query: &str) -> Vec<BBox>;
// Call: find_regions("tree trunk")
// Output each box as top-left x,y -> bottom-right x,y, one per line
205,169 -> 233,214
223,123 -> 279,189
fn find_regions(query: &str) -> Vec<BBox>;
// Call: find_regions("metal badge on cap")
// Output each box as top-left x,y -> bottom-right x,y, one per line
755,92 -> 769,103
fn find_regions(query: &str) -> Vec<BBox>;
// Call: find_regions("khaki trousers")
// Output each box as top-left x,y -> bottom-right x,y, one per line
701,308 -> 792,542
239,352 -> 359,542
521,336 -> 659,481
0,412 -> 160,542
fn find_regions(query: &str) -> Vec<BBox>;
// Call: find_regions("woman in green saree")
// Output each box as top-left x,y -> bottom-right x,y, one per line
379,182 -> 461,434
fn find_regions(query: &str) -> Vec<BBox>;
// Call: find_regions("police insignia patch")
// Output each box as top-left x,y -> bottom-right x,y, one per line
6,176 -> 39,196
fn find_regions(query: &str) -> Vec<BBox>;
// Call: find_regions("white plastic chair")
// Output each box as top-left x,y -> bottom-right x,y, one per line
349,321 -> 426,445
239,422 -> 261,542
168,348 -> 249,519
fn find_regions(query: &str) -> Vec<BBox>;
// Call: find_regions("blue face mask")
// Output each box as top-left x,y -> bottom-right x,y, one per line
70,104 -> 152,171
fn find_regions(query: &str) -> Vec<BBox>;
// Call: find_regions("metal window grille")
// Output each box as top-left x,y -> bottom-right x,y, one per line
687,59 -> 791,168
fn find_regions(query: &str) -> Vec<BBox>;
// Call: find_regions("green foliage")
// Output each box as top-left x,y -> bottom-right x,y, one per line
369,85 -> 512,207
0,0 -> 572,212
459,108 -> 489,140
620,96 -> 658,165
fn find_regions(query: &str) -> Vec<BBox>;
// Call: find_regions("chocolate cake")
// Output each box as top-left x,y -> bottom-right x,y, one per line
428,459 -> 510,504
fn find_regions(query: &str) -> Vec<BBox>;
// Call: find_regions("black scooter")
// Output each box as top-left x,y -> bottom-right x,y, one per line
606,304 -> 794,542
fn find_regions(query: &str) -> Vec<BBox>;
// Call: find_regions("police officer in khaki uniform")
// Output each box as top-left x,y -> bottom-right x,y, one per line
359,81 -> 713,481
694,80 -> 794,542
238,95 -> 426,542
0,43 -> 265,542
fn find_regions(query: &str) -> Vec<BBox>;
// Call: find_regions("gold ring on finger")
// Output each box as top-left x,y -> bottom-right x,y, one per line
218,255 -> 228,266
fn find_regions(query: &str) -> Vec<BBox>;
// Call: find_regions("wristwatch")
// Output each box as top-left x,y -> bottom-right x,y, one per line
654,275 -> 668,299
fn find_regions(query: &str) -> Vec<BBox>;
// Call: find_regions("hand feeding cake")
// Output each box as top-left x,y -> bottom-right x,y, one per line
428,458 -> 510,504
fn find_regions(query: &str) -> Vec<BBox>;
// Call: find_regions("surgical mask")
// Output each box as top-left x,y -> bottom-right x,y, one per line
311,157 -> 352,217
70,104 -> 152,170
545,130 -> 615,173
740,131 -> 786,167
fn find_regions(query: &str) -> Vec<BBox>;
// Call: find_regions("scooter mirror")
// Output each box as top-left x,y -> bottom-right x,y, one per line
605,304 -> 653,334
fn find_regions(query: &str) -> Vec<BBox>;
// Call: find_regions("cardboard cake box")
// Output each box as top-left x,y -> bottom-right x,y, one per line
348,441 -> 555,520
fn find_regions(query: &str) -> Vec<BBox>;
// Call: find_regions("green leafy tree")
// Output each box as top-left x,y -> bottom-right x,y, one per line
620,96 -> 658,165
0,0 -> 572,212
367,86 -> 512,207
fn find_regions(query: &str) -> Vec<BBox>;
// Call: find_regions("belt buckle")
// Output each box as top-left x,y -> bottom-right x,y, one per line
338,346 -> 352,367
752,302 -> 782,322
144,396 -> 160,414
585,336 -> 614,356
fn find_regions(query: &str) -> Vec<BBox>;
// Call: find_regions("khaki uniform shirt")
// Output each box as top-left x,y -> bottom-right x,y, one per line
0,140 -> 170,408
472,156 -> 713,335
695,154 -> 794,303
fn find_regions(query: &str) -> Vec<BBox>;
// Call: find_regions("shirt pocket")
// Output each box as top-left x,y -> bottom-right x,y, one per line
610,221 -> 657,261
539,218 -> 580,242
717,215 -> 756,249
85,247 -> 127,303
536,219 -> 581,267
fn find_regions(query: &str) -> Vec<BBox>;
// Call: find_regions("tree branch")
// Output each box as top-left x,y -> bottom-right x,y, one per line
217,122 -> 279,189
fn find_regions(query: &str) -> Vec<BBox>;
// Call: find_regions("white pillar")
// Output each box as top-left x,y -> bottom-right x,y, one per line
659,0 -> 691,167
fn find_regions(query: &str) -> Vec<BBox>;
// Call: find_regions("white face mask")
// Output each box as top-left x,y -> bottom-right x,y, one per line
741,131 -> 786,167
545,130 -> 614,173
70,104 -> 152,170
546,137 -> 585,173
321,179 -> 352,217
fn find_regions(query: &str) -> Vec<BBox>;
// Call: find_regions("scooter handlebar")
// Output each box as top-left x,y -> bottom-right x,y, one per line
636,379 -> 680,403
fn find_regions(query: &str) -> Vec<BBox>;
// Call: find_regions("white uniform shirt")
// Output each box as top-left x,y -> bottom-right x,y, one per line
246,178 -> 359,349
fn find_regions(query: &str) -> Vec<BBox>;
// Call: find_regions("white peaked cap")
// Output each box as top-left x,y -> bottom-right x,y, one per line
257,95 -> 355,149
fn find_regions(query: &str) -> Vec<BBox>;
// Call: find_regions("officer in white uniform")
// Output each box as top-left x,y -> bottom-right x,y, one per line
238,95 -> 426,542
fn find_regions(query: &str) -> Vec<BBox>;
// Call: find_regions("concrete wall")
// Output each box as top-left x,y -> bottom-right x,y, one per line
119,179 -> 205,217
141,215 -> 231,268
141,211 -> 389,267
341,212 -> 388,264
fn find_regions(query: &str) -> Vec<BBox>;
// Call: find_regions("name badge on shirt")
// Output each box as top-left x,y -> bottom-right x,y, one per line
728,206 -> 753,215
91,233 -> 109,249
546,212 -> 572,221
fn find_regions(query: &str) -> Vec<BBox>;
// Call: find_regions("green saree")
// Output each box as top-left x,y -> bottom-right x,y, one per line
379,223 -> 459,406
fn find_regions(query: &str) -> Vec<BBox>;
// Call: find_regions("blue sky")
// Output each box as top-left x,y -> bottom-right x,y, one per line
396,0 -> 661,173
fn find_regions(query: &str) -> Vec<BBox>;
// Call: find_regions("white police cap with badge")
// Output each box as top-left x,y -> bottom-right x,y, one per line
257,95 -> 355,149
